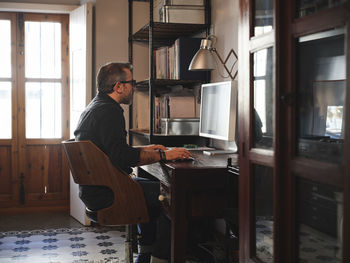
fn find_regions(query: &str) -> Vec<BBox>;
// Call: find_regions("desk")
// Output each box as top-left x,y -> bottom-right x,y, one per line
139,151 -> 238,263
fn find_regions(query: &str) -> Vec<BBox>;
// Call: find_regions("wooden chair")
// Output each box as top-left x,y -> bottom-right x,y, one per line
62,140 -> 149,263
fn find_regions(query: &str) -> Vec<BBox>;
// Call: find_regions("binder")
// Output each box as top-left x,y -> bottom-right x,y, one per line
174,37 -> 208,81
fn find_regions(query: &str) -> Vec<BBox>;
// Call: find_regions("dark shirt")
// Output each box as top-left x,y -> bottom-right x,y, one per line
74,92 -> 140,174
74,92 -> 141,210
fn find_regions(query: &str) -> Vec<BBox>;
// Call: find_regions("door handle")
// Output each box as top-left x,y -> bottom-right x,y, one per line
280,93 -> 295,106
20,173 -> 25,204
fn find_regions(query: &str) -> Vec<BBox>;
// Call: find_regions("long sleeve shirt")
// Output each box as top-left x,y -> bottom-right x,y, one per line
74,92 -> 140,174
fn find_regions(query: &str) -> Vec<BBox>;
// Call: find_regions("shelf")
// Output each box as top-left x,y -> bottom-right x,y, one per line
130,129 -> 199,137
133,22 -> 208,47
136,79 -> 205,89
130,129 -> 207,146
130,129 -> 150,138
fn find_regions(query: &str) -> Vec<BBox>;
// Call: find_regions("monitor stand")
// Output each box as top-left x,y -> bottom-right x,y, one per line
203,149 -> 237,156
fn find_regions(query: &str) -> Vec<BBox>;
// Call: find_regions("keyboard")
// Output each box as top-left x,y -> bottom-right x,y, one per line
172,156 -> 196,162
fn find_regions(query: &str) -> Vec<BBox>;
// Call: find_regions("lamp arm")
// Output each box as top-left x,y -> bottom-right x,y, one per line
213,49 -> 238,80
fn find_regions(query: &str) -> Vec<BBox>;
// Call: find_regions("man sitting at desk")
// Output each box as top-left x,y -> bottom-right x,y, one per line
74,62 -> 191,263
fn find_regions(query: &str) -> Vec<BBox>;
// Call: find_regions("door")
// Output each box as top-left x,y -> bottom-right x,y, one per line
69,3 -> 93,225
238,0 -> 278,262
239,0 -> 349,262
279,1 -> 349,262
0,12 -> 70,210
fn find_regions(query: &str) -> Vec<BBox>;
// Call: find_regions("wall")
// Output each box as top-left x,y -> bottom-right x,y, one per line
211,0 -> 239,82
95,0 -> 148,133
208,0 -> 239,153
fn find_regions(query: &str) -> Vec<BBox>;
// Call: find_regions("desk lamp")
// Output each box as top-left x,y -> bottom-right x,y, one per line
188,35 -> 238,80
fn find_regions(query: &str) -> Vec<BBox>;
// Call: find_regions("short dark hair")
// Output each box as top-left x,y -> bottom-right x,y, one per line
97,62 -> 133,94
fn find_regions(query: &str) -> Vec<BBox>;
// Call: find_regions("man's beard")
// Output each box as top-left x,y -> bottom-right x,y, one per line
121,92 -> 133,105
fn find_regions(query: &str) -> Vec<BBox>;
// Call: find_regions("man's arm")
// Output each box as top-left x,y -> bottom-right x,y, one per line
135,144 -> 167,151
137,147 -> 192,166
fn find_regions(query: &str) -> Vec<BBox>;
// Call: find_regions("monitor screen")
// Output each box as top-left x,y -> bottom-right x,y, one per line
199,81 -> 238,141
312,80 -> 345,139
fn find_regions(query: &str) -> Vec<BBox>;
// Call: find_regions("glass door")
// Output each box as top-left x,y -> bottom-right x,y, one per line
17,13 -> 70,206
0,12 -> 70,209
238,0 -> 278,262
0,12 -> 18,207
295,28 -> 345,262
279,1 -> 349,262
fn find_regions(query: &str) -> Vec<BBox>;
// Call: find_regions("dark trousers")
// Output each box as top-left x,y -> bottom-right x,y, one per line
79,177 -> 170,259
133,177 -> 170,259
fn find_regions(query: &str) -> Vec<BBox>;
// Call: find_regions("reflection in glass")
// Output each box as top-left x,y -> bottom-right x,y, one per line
296,28 -> 345,163
253,164 -> 274,263
297,0 -> 346,17
0,82 -> 12,139
25,21 -> 61,78
296,177 -> 343,262
25,82 -> 62,138
254,0 -> 274,36
253,48 -> 273,149
0,20 -> 11,78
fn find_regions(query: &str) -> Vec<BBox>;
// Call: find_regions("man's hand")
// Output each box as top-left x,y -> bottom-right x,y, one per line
137,145 -> 191,166
164,148 -> 191,161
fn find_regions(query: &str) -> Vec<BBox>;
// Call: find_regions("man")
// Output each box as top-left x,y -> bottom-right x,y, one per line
74,62 -> 191,263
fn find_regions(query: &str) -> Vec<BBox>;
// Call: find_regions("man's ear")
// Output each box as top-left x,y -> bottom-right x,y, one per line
113,82 -> 123,94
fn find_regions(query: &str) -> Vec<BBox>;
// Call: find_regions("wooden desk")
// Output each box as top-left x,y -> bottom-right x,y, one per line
139,151 -> 238,263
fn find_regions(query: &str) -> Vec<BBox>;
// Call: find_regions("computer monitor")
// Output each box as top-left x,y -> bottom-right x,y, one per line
199,81 -> 238,142
312,80 -> 345,139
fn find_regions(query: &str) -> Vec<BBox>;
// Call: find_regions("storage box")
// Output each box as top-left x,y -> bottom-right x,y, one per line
153,0 -> 163,22
161,118 -> 199,135
164,0 -> 204,5
160,5 -> 205,24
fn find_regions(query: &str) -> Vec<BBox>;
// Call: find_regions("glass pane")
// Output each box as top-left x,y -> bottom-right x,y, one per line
296,177 -> 343,262
0,20 -> 11,78
253,164 -> 274,262
254,0 -> 274,36
0,82 -> 12,139
253,48 -> 273,149
297,0 -> 346,17
25,21 -> 61,78
296,28 -> 345,163
25,82 -> 62,138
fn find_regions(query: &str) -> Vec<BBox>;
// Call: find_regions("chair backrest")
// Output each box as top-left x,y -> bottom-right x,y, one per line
62,140 -> 149,225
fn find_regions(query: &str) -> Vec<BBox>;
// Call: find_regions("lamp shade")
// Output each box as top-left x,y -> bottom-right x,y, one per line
188,39 -> 215,71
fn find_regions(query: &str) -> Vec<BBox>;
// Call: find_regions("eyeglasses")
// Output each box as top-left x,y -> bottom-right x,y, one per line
119,79 -> 137,87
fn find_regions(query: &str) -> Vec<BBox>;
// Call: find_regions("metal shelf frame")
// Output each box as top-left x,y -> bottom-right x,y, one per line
128,0 -> 211,145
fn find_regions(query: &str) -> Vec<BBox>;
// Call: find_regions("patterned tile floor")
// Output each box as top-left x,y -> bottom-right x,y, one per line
0,227 -> 131,263
256,218 -> 342,263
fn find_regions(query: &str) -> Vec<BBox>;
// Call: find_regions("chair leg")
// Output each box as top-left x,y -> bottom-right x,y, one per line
125,224 -> 133,263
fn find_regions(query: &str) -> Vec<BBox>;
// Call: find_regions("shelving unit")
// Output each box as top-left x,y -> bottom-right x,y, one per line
128,0 -> 211,146
132,22 -> 208,46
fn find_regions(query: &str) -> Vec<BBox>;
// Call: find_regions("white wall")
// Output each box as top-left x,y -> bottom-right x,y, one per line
95,0 -> 149,82
95,0 -> 148,133
211,0 -> 239,82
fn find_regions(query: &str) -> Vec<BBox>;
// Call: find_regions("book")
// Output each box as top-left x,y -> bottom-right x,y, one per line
174,37 -> 208,81
155,47 -> 168,79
